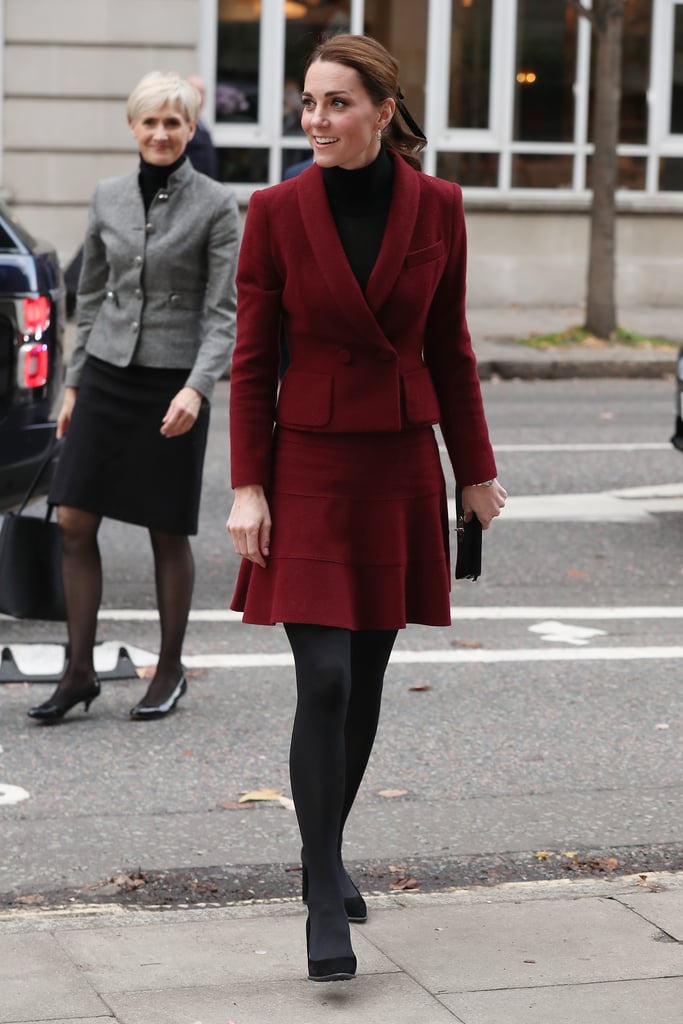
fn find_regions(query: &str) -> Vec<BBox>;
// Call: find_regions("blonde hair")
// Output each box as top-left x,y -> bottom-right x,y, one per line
126,71 -> 200,124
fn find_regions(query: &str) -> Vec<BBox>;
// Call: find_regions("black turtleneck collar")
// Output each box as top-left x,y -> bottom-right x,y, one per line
138,153 -> 187,212
322,146 -> 393,212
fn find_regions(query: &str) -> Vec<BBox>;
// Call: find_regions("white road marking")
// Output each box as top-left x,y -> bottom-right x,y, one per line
0,784 -> 30,806
448,483 -> 683,523
180,647 -> 683,668
527,621 -> 608,646
87,606 -> 683,622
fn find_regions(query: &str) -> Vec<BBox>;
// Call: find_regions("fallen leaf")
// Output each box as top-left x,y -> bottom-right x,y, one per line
452,639 -> 483,649
524,959 -> 537,964
534,851 -> 551,861
389,875 -> 421,891
378,788 -> 408,799
561,851 -> 578,859
408,683 -> 432,691
15,893 -> 44,905
238,788 -> 283,803
388,865 -> 406,873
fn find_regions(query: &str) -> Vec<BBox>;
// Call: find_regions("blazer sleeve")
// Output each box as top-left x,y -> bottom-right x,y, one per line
65,185 -> 108,389
229,189 -> 284,488
423,184 -> 497,485
184,187 -> 240,400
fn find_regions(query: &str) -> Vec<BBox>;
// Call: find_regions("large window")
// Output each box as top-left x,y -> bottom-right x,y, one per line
202,0 -> 683,200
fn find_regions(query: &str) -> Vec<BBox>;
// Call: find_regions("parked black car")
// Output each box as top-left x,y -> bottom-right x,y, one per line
0,200 -> 64,513
673,346 -> 683,453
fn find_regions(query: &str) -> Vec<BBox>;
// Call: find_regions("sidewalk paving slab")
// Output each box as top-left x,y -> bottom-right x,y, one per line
1,874 -> 682,1024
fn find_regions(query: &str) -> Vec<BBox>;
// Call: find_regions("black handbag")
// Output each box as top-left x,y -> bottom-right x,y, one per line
0,442 -> 67,620
454,484 -> 482,581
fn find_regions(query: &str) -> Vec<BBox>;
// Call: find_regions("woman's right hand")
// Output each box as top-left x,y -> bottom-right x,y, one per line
227,485 -> 272,568
56,387 -> 78,439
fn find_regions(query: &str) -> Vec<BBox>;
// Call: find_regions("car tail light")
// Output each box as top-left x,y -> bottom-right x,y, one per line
18,342 -> 49,388
23,296 -> 51,337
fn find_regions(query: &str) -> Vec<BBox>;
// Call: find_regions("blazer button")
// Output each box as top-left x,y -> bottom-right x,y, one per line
145,222 -> 154,233
134,288 -> 142,299
169,293 -> 179,306
131,321 -> 139,331
157,190 -> 169,202
133,255 -> 143,266
337,349 -> 352,364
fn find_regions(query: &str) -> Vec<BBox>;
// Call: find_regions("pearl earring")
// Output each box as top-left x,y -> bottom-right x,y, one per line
376,129 -> 382,140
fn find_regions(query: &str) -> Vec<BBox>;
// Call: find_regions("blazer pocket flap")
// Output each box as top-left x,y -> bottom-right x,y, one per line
402,367 -> 441,423
404,240 -> 444,268
277,371 -> 333,428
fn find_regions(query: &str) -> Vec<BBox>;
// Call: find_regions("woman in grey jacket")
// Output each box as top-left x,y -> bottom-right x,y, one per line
28,71 -> 239,723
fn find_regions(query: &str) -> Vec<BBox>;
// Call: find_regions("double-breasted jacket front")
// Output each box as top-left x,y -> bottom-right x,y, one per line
230,150 -> 496,488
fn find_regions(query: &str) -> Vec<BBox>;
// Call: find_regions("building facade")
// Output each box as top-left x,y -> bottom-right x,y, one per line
2,0 -> 682,306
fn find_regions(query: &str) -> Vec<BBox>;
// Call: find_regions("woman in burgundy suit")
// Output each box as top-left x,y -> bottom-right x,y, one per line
227,34 -> 506,982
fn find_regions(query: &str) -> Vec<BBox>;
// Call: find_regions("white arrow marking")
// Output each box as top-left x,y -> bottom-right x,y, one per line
0,784 -> 30,806
528,620 -> 608,646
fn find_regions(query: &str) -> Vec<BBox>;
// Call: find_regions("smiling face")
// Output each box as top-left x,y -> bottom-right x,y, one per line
129,101 -> 196,166
301,60 -> 395,171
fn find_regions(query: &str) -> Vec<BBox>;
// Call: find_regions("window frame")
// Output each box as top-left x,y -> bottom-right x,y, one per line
199,0 -> 683,204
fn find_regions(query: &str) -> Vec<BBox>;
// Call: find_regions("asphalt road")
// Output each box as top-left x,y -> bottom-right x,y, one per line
1,378 -> 682,907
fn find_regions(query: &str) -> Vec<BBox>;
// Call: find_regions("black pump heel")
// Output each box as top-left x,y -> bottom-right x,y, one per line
28,678 -> 101,722
306,916 -> 357,983
301,861 -> 368,923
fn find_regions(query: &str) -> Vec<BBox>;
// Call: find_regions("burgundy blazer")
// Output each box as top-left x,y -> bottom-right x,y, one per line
230,150 -> 496,488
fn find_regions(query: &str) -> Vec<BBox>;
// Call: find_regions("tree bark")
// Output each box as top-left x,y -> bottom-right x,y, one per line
584,0 -> 624,338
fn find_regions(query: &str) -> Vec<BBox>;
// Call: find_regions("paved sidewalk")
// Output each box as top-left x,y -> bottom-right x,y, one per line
467,305 -> 681,380
1,872 -> 682,1023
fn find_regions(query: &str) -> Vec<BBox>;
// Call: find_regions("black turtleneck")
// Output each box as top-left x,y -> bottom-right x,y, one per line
322,147 -> 394,292
138,154 -> 186,213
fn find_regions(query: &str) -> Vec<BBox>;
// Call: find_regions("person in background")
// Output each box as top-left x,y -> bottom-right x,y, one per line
29,72 -> 239,723
186,74 -> 219,179
65,74 -> 219,320
227,35 -> 506,982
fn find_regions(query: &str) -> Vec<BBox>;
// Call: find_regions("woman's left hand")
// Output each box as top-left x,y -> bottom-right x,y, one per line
461,479 -> 507,530
160,387 -> 203,437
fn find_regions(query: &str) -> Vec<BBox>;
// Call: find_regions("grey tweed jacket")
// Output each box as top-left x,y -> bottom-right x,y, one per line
66,158 -> 240,400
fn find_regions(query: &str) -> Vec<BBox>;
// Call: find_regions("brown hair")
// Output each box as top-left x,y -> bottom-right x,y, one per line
304,34 -> 426,171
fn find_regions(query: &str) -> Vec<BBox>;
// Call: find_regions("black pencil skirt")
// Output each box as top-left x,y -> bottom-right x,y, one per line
49,356 -> 210,535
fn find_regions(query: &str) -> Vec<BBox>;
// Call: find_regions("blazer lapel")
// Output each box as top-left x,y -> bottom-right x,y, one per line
365,152 -> 420,314
296,165 -> 398,351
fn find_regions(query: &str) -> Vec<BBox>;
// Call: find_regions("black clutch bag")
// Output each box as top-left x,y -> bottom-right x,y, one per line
454,484 -> 482,581
0,441 -> 66,621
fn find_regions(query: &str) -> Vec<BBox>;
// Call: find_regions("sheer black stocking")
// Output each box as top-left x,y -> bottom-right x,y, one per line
285,622 -> 396,960
136,529 -> 195,706
53,505 -> 102,698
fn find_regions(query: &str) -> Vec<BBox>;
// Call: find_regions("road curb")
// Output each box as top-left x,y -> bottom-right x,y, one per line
477,355 -> 677,381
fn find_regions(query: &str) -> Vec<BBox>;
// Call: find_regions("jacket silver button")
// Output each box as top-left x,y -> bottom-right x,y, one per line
146,222 -> 154,233
134,288 -> 142,299
106,290 -> 115,300
157,190 -> 169,202
169,293 -> 179,306
131,321 -> 139,331
133,255 -> 143,266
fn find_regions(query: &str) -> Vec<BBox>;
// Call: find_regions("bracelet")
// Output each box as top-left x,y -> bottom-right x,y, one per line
473,479 -> 495,487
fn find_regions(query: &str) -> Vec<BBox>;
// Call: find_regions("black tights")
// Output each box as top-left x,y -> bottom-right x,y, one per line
53,506 -> 194,703
284,622 -> 396,959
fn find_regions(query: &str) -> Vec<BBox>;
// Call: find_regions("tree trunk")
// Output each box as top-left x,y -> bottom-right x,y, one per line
585,0 -> 624,339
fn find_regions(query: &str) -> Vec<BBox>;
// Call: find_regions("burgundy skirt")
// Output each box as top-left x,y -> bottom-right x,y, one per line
231,425 -> 452,630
